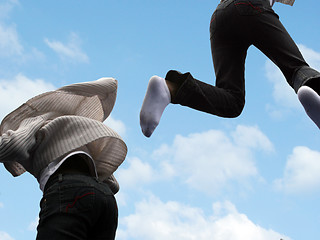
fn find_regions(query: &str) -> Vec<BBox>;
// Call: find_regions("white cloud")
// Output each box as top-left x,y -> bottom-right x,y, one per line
265,44 -> 320,117
0,202 -> 3,208
114,190 -> 127,207
274,146 -> 320,194
0,0 -> 22,57
0,1 -> 46,62
0,74 -> 55,120
151,125 -> 272,195
0,232 -> 14,240
0,23 -> 23,57
265,60 -> 299,110
231,125 -> 274,152
117,155 -> 175,190
104,115 -> 126,137
28,216 -> 39,232
117,157 -> 155,188
117,196 -> 290,240
298,44 -> 320,71
44,32 -> 89,63
0,0 -> 19,20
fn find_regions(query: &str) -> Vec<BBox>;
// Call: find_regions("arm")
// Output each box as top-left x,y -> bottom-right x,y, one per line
274,0 -> 295,6
0,116 -> 45,170
104,174 -> 120,194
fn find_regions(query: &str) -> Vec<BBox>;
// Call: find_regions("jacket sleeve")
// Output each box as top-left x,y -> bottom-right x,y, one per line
0,116 -> 45,172
274,0 -> 295,6
104,174 -> 120,194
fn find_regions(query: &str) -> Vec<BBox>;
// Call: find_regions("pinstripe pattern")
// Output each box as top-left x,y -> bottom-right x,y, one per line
276,0 -> 294,6
270,0 -> 295,6
0,78 -> 127,184
272,0 -> 295,6
220,0 -> 295,6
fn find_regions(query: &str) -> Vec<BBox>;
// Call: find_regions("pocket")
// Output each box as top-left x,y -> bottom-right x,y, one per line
38,189 -> 60,225
234,0 -> 268,16
210,11 -> 218,40
59,185 -> 95,213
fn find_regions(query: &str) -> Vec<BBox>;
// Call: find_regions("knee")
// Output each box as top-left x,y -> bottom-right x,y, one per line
228,104 -> 244,118
230,94 -> 245,118
220,100 -> 245,118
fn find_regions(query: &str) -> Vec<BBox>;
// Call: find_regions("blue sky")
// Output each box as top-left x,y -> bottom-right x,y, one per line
0,0 -> 320,239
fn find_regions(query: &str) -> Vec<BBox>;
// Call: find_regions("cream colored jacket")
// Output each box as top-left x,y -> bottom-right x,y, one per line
0,77 -> 127,192
270,0 -> 295,6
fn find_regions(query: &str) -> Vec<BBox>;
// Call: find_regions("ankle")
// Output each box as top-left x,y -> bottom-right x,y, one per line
304,77 -> 320,95
165,80 -> 178,100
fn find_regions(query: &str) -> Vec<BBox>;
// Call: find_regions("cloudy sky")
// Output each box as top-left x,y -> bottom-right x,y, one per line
0,0 -> 320,239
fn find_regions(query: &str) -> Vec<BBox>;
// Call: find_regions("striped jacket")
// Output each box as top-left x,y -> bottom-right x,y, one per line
0,77 -> 127,191
270,0 -> 295,6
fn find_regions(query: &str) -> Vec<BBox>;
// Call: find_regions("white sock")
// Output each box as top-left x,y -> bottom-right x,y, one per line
140,76 -> 171,137
298,85 -> 320,129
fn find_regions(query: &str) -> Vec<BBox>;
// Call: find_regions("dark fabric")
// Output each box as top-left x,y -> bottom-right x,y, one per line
293,65 -> 320,93
36,174 -> 118,240
166,0 -> 320,118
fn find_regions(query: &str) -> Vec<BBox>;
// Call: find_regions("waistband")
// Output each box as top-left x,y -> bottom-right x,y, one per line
220,0 -> 269,3
44,173 -> 115,196
218,0 -> 270,10
44,173 -> 96,192
45,154 -> 93,190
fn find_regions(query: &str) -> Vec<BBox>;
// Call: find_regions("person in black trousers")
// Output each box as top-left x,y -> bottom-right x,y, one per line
0,78 -> 127,239
140,0 -> 320,137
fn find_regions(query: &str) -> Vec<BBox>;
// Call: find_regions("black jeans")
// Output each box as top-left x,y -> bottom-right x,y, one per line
36,174 -> 118,240
166,0 -> 320,118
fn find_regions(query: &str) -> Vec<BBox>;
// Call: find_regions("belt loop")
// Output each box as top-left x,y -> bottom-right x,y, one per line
58,173 -> 63,182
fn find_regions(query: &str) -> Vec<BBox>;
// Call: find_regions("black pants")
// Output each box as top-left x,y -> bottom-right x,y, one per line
36,174 -> 118,240
166,0 -> 320,118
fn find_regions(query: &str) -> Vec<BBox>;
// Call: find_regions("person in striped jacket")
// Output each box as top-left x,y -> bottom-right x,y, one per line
0,77 -> 127,239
